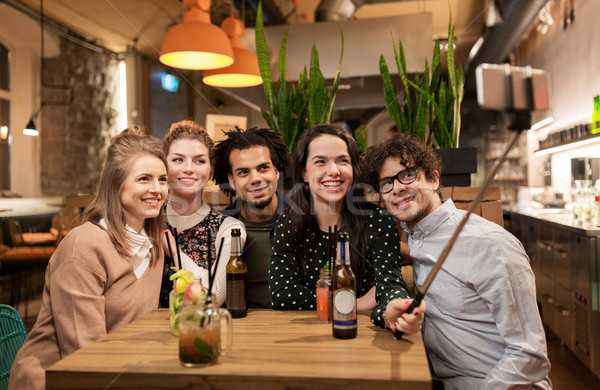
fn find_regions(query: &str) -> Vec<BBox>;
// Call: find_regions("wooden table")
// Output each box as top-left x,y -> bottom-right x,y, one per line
46,309 -> 431,389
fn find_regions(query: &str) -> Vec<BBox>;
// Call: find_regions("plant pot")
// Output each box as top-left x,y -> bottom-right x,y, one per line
434,147 -> 477,187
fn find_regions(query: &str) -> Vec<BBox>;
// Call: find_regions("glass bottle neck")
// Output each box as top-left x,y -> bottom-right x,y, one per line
230,235 -> 242,256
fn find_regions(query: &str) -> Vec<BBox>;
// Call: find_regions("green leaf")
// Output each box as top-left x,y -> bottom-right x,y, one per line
354,125 -> 367,155
278,28 -> 290,96
379,56 -> 402,129
255,3 -> 274,121
192,337 -> 216,359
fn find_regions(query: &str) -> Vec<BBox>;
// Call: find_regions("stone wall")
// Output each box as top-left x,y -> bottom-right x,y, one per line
40,37 -> 119,196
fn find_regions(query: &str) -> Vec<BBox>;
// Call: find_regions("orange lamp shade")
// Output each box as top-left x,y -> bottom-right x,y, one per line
203,47 -> 262,87
202,10 -> 262,88
159,1 -> 234,70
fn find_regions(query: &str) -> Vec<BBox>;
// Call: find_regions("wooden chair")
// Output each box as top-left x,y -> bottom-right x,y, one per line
0,304 -> 28,389
7,219 -> 58,247
440,186 -> 504,227
50,214 -> 80,238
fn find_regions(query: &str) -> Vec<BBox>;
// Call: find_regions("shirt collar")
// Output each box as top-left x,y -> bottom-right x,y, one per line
400,198 -> 456,237
99,219 -> 153,256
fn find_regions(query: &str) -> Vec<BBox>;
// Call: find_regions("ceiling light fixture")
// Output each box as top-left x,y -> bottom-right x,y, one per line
159,0 -> 234,70
24,0 -> 44,137
23,115 -> 40,136
202,4 -> 262,88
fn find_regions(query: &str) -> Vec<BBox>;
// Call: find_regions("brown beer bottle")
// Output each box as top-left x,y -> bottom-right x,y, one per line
332,232 -> 357,339
226,228 -> 247,318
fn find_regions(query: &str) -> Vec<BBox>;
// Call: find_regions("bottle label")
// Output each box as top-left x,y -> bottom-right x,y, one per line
226,273 -> 246,310
334,289 -> 355,315
333,288 -> 356,328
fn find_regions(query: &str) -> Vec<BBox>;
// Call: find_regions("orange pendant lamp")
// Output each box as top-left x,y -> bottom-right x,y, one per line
203,6 -> 262,88
160,0 -> 234,70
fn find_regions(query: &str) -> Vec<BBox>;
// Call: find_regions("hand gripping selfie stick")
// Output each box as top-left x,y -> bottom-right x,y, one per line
394,64 -> 552,339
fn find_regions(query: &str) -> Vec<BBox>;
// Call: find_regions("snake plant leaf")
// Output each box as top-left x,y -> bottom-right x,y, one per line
393,38 -> 412,128
379,55 -> 404,132
261,109 -> 276,129
452,64 -> 465,148
354,125 -> 367,154
277,84 -> 291,145
430,41 -> 441,96
407,78 -> 450,145
414,65 -> 430,142
255,3 -> 273,117
278,28 -> 290,96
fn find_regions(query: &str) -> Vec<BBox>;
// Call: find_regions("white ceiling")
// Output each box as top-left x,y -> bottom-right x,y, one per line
13,0 -> 489,67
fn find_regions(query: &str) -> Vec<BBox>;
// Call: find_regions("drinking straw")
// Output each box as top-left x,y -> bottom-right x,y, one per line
207,236 -> 225,302
173,227 -> 182,271
165,231 -> 174,266
331,225 -> 338,271
327,226 -> 332,270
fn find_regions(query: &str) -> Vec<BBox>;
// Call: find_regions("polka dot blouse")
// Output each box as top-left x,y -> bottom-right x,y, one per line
268,207 -> 411,328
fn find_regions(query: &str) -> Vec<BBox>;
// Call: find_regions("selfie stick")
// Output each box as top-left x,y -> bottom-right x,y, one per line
394,65 -> 539,339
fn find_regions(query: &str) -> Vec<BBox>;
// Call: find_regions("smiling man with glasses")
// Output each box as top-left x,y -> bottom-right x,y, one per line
362,134 -> 551,390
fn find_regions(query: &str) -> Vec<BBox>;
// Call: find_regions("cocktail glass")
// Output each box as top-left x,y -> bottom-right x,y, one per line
178,294 -> 232,367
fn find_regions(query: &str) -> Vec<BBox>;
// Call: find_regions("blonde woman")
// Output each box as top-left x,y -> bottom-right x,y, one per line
9,128 -> 168,390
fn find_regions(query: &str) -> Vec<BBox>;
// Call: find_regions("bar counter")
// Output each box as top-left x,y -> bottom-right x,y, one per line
46,309 -> 431,389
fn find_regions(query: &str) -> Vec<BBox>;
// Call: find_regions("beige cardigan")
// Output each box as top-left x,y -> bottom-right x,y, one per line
8,222 -> 163,390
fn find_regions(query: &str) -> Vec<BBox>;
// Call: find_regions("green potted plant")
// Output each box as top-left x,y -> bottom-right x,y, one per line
379,15 -> 475,186
255,1 -> 343,153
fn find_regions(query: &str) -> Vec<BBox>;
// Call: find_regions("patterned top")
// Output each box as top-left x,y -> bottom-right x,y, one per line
269,207 -> 411,327
167,210 -> 226,269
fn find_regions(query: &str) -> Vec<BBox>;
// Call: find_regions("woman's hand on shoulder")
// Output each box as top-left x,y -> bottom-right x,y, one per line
384,298 -> 426,336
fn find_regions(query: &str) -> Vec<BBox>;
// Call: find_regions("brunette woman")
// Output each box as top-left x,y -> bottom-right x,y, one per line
8,128 -> 168,390
268,124 -> 421,329
160,120 -> 245,307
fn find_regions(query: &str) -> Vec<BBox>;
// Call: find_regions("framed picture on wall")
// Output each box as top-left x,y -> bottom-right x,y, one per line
205,114 -> 247,142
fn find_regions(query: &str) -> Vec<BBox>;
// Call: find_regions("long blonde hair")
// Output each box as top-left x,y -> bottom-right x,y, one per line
82,127 -> 167,262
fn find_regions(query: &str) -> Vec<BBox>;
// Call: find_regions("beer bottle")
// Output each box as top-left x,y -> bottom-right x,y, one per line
226,228 -> 247,318
592,95 -> 600,134
332,232 -> 357,339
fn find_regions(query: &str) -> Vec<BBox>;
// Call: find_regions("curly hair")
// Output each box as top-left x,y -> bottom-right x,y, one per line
361,133 -> 442,191
213,127 -> 291,197
161,120 -> 215,163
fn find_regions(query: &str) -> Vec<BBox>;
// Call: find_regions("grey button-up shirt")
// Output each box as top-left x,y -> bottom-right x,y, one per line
402,199 -> 551,389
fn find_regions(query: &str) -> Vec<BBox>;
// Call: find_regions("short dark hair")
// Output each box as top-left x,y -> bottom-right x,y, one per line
213,127 -> 291,196
361,133 -> 442,190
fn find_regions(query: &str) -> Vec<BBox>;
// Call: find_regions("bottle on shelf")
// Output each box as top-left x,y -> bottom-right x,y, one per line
594,179 -> 600,226
331,232 -> 357,339
226,228 -> 247,318
592,95 -> 600,135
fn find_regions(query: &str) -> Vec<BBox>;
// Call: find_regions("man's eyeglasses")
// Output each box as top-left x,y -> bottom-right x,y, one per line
377,167 -> 418,194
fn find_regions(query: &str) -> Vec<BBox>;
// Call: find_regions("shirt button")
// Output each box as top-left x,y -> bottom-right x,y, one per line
420,265 -> 425,270
415,240 -> 420,244
425,231 -> 429,235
